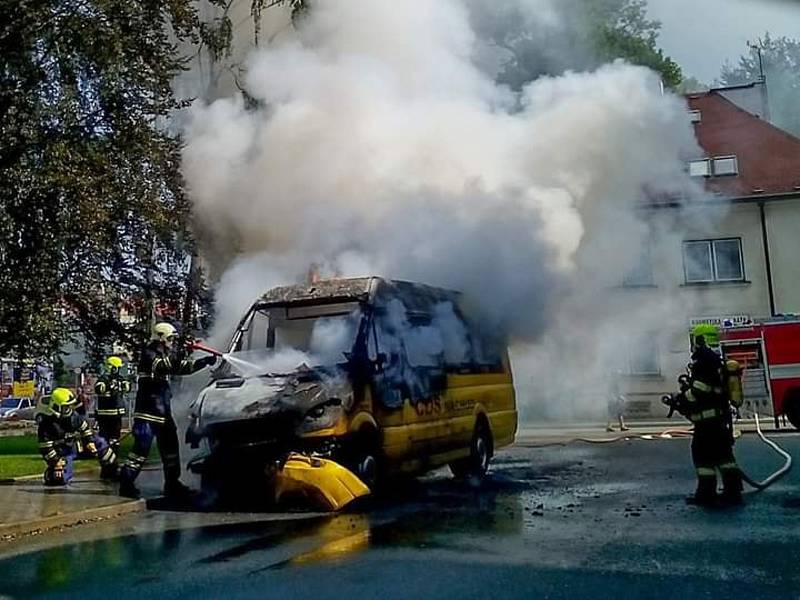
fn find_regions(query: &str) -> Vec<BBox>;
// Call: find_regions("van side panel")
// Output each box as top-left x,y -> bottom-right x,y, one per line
375,368 -> 517,474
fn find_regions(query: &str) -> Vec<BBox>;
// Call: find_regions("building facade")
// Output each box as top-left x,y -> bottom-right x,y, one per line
621,81 -> 800,418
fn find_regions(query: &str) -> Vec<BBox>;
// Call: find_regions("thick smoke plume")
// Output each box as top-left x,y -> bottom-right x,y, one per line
183,0 -> 700,418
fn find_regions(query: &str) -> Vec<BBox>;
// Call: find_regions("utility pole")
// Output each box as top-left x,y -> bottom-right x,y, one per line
748,39 -> 770,122
748,40 -> 765,82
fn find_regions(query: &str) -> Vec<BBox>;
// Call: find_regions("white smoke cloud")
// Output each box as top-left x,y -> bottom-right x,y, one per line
183,0 -> 701,418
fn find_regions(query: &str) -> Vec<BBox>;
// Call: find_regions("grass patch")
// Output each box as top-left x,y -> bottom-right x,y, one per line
0,433 -> 152,480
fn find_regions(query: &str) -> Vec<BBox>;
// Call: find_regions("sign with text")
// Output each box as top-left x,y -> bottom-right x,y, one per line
690,315 -> 752,329
12,380 -> 35,398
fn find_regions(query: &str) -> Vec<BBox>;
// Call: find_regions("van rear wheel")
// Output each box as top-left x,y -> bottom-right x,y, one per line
450,422 -> 492,481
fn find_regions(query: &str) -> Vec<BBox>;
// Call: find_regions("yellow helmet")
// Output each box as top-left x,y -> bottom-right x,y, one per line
152,322 -> 178,342
691,323 -> 720,350
50,388 -> 78,417
105,356 -> 123,371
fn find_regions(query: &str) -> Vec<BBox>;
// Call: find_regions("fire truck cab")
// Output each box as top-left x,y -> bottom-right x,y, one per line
719,316 -> 800,430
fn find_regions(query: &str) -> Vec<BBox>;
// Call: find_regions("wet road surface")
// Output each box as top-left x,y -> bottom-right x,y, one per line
1,434 -> 799,599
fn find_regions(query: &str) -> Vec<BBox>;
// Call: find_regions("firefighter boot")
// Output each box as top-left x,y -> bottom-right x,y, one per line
43,467 -> 67,487
100,463 -> 119,481
118,469 -> 141,499
163,479 -> 193,503
686,471 -> 717,506
720,466 -> 744,506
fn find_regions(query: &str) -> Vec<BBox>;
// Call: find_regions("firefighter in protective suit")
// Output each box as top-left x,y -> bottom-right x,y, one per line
94,356 -> 130,480
684,324 -> 743,506
38,388 -> 117,486
119,322 -> 216,499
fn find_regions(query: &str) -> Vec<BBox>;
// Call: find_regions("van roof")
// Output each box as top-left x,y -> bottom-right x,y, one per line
257,277 -> 459,309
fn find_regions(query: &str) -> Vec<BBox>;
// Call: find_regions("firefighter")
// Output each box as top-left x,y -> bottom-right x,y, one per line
38,388 -> 117,486
94,356 -> 130,480
119,322 -> 216,499
684,324 -> 743,506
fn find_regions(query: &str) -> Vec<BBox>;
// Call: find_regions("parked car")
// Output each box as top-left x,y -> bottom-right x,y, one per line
0,397 -> 37,421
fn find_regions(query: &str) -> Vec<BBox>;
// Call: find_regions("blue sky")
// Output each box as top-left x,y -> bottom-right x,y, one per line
647,0 -> 800,83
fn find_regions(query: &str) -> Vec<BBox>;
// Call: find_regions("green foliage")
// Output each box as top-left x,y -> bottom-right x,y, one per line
678,76 -> 709,95
592,0 -> 682,88
473,0 -> 681,89
719,33 -> 800,137
251,0 -> 308,44
200,15 -> 234,61
52,356 -> 72,387
0,0 -> 220,361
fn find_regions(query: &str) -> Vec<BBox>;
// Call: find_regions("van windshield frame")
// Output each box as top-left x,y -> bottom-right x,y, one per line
217,301 -> 366,378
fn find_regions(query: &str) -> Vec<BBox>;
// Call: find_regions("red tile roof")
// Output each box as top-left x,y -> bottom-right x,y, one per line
687,90 -> 800,197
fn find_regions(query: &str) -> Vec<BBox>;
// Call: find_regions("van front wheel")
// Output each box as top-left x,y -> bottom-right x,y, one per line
346,429 -> 381,491
450,422 -> 492,481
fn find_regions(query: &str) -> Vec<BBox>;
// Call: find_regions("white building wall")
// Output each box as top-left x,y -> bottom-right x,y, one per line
765,200 -> 800,314
621,202 -> 779,416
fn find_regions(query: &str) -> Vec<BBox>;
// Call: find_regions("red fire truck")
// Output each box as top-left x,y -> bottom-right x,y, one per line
719,317 -> 800,430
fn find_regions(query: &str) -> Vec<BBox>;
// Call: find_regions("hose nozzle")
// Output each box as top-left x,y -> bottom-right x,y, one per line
187,340 -> 223,357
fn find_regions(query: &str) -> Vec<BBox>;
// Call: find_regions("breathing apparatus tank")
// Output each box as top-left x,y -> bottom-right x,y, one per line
725,359 -> 744,408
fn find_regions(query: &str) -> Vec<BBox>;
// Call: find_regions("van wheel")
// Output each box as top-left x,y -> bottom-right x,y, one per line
785,389 -> 800,430
450,421 -> 492,481
348,429 -> 381,491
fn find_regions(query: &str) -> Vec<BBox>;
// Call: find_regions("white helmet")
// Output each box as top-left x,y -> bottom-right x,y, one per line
152,322 -> 178,342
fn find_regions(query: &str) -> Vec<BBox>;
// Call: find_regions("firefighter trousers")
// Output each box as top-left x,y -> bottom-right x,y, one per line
96,416 -> 122,461
120,416 -> 181,486
691,419 -> 742,501
43,437 -> 114,486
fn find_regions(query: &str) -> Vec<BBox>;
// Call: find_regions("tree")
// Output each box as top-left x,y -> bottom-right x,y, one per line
470,0 -> 682,90
0,1 -> 219,360
591,0 -> 682,88
678,76 -> 709,95
719,33 -> 800,137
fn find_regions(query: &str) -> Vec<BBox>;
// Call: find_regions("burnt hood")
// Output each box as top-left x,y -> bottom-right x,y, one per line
193,369 -> 352,428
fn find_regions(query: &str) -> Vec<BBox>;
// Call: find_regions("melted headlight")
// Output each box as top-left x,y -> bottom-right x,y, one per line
298,399 -> 343,433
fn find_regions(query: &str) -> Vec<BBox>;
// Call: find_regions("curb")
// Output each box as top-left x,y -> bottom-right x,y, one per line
0,465 -> 101,485
0,499 -> 145,541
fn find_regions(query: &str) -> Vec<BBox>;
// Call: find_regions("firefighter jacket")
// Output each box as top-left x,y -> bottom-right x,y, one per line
37,413 -> 94,466
686,345 -> 727,424
94,373 -> 130,417
132,341 -> 214,425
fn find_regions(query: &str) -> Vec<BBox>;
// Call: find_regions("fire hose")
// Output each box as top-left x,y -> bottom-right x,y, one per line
574,413 -> 792,492
739,409 -> 793,491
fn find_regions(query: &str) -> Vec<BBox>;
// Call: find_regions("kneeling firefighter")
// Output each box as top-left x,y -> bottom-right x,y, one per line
94,356 -> 130,480
37,388 -> 117,486
119,322 -> 216,499
677,324 -> 744,506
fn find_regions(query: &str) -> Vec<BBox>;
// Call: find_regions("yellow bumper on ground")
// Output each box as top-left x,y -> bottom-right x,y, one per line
273,453 -> 370,511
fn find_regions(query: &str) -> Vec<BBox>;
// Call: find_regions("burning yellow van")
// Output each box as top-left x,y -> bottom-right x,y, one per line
186,277 -> 517,510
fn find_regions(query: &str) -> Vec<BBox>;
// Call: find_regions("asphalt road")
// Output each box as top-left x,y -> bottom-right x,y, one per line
1,434 -> 799,599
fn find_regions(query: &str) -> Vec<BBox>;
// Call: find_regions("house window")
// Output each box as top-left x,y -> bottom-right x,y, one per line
712,155 -> 738,176
688,159 -> 711,177
623,242 -> 654,286
627,334 -> 660,375
683,238 -> 744,283
688,110 -> 702,123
